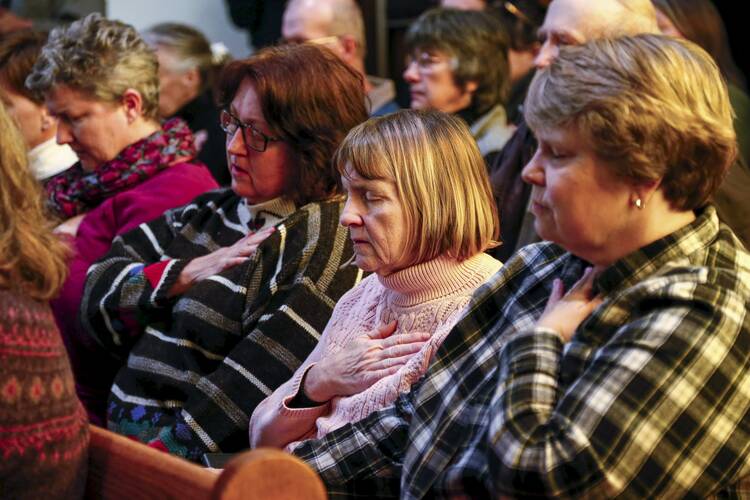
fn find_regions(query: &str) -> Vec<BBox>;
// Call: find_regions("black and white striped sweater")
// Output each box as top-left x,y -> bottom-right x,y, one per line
81,188 -> 362,461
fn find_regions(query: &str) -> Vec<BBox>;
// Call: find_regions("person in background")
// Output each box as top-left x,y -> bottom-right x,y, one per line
651,0 -> 750,249
0,30 -> 76,181
282,0 -> 399,116
0,100 -> 89,500
80,43 -> 368,461
225,0 -> 285,51
143,22 -> 232,186
487,0 -> 659,263
493,0 -> 548,124
26,13 -> 218,425
250,109 -> 502,451
295,34 -> 750,499
0,0 -> 104,34
440,0 -> 549,124
404,8 -> 515,160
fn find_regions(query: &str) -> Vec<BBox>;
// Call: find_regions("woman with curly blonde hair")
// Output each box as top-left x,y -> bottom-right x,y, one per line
26,13 -> 218,425
0,101 -> 89,499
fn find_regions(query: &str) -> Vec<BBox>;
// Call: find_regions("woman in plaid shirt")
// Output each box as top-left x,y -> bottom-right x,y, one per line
293,34 -> 750,498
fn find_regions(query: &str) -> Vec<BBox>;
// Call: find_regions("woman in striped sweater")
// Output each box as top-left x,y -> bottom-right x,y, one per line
80,43 -> 369,461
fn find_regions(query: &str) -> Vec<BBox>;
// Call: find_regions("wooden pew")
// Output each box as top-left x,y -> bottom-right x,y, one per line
85,425 -> 327,500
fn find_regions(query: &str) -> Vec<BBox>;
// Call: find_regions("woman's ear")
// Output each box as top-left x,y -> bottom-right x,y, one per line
186,67 -> 201,90
39,105 -> 55,133
632,179 -> 661,208
121,88 -> 145,123
464,80 -> 479,96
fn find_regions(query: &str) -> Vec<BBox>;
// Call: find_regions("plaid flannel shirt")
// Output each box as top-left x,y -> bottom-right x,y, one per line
294,205 -> 750,498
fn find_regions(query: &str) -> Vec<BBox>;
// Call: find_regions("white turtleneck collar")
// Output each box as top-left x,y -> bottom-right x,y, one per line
28,138 -> 78,181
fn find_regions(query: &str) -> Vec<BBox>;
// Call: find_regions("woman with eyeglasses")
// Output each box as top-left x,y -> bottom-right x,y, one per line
79,42 -> 368,461
403,8 -> 515,160
25,13 -> 218,426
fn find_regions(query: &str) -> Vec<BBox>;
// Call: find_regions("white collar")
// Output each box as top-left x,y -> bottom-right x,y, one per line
28,138 -> 78,180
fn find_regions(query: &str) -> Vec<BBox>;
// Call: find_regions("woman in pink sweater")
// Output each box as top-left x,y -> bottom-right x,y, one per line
250,109 -> 502,451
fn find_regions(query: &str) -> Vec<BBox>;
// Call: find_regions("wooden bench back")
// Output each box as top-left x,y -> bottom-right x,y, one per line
86,425 -> 326,500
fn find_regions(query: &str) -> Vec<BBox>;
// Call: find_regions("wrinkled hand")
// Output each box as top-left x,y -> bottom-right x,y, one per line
53,214 -> 86,237
303,321 -> 430,402
536,267 -> 603,343
169,226 -> 275,297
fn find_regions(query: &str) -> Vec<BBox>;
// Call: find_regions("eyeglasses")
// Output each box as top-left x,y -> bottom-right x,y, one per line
220,109 -> 280,153
405,52 -> 458,73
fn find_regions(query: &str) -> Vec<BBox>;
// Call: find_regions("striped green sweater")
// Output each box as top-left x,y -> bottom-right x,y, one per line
81,189 -> 362,461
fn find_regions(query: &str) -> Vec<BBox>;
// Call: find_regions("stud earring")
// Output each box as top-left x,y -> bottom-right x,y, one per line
634,198 -> 643,209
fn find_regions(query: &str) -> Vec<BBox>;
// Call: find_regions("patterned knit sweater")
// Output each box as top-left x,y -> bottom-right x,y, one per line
0,289 -> 89,499
80,188 -> 362,461
249,253 -> 501,451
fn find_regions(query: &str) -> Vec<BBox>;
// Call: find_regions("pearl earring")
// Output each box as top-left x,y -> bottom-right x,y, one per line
635,198 -> 643,209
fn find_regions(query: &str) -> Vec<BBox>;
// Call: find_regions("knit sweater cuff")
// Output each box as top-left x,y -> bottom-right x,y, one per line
143,259 -> 191,306
280,363 -> 330,419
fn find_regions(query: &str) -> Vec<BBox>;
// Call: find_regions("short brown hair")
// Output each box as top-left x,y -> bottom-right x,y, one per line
26,13 -> 160,119
217,44 -> 368,206
0,30 -> 48,103
335,109 -> 499,264
0,101 -> 68,300
525,34 -> 736,211
406,8 -> 510,116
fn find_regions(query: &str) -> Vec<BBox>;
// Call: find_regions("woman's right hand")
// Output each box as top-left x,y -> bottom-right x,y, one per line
302,321 -> 431,403
168,227 -> 275,297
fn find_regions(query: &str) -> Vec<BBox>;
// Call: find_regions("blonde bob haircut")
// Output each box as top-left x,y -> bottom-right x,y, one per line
524,34 -> 736,211
335,109 -> 499,265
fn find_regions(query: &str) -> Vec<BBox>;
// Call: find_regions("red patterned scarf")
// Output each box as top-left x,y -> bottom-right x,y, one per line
45,118 -> 198,219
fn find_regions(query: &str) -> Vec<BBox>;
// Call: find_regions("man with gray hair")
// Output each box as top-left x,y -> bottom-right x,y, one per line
490,0 -> 660,261
281,0 -> 399,116
290,0 -> 670,496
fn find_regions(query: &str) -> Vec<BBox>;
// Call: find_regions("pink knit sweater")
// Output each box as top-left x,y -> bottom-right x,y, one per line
249,252 -> 501,451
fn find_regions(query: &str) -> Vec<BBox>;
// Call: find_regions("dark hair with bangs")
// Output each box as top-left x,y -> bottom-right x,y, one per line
217,44 -> 368,206
406,8 -> 510,116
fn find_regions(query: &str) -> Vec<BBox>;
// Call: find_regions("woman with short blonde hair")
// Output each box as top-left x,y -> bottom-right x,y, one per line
336,108 -> 499,264
250,109 -> 502,451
